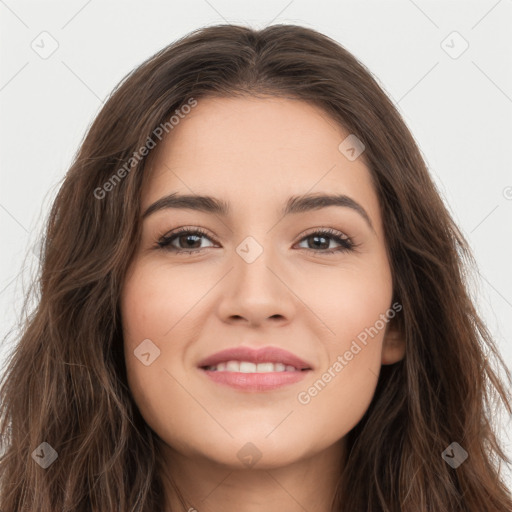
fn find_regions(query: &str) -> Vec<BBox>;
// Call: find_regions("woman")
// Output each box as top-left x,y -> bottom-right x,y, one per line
1,23 -> 511,512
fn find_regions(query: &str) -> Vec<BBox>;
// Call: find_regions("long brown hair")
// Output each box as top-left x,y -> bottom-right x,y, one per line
1,23 -> 511,512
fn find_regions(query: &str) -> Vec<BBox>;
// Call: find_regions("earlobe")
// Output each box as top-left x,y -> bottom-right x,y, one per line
381,323 -> 406,365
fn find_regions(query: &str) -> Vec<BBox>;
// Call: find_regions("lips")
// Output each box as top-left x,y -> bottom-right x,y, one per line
197,346 -> 313,371
197,346 -> 313,391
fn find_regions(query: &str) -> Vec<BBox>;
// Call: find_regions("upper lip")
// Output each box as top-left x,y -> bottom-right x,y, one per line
197,346 -> 313,370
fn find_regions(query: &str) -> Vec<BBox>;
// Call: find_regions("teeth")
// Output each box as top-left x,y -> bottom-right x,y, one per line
205,360 -> 300,372
256,362 -> 274,372
226,361 -> 239,372
240,362 -> 256,373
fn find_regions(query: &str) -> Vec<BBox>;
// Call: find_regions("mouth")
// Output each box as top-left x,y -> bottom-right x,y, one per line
197,346 -> 313,392
202,361 -> 309,372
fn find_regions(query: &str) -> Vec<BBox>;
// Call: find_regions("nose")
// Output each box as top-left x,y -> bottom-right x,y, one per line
216,242 -> 296,327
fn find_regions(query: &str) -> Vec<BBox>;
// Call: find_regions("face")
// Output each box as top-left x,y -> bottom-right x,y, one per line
120,96 -> 404,470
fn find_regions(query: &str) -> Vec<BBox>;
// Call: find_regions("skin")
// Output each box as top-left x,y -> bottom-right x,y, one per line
120,96 -> 406,512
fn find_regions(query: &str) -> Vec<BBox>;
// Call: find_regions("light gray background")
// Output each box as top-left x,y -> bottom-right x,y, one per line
1,0 -> 511,489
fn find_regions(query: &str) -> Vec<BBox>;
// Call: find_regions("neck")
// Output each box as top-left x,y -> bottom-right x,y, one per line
157,439 -> 345,512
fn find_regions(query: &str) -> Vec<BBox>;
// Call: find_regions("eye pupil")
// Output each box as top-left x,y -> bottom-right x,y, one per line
181,234 -> 201,248
310,235 -> 328,250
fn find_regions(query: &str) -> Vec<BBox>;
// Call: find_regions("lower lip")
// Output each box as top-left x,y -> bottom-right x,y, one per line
200,368 -> 310,391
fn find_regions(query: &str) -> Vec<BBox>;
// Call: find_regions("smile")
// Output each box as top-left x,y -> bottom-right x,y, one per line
203,361 -> 307,373
199,366 -> 311,391
197,345 -> 313,391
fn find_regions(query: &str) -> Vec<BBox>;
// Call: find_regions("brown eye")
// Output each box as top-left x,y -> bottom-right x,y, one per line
296,228 -> 355,254
156,226 -> 357,256
157,228 -> 217,254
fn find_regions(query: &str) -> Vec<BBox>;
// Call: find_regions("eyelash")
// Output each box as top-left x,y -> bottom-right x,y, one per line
155,226 -> 358,256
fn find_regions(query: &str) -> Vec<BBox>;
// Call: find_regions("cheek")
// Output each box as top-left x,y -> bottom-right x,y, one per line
120,263 -> 203,444
120,260 -> 202,342
294,309 -> 388,448
302,252 -> 393,350
294,257 -> 392,423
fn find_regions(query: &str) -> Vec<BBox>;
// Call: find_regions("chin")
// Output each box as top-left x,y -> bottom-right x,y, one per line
170,430 -> 313,469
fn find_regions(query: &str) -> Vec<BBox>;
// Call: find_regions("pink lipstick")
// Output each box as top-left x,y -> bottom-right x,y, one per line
197,346 -> 312,392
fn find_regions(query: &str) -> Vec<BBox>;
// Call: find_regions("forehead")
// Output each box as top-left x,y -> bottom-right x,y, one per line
143,96 -> 382,233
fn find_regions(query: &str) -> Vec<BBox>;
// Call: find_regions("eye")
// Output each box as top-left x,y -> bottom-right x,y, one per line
295,228 -> 356,255
156,227 -> 217,254
155,227 -> 357,255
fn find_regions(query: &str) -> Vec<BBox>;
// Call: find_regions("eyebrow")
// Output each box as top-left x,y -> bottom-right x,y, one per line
142,192 -> 374,232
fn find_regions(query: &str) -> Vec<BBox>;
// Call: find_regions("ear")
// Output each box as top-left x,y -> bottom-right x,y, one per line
381,319 -> 405,365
